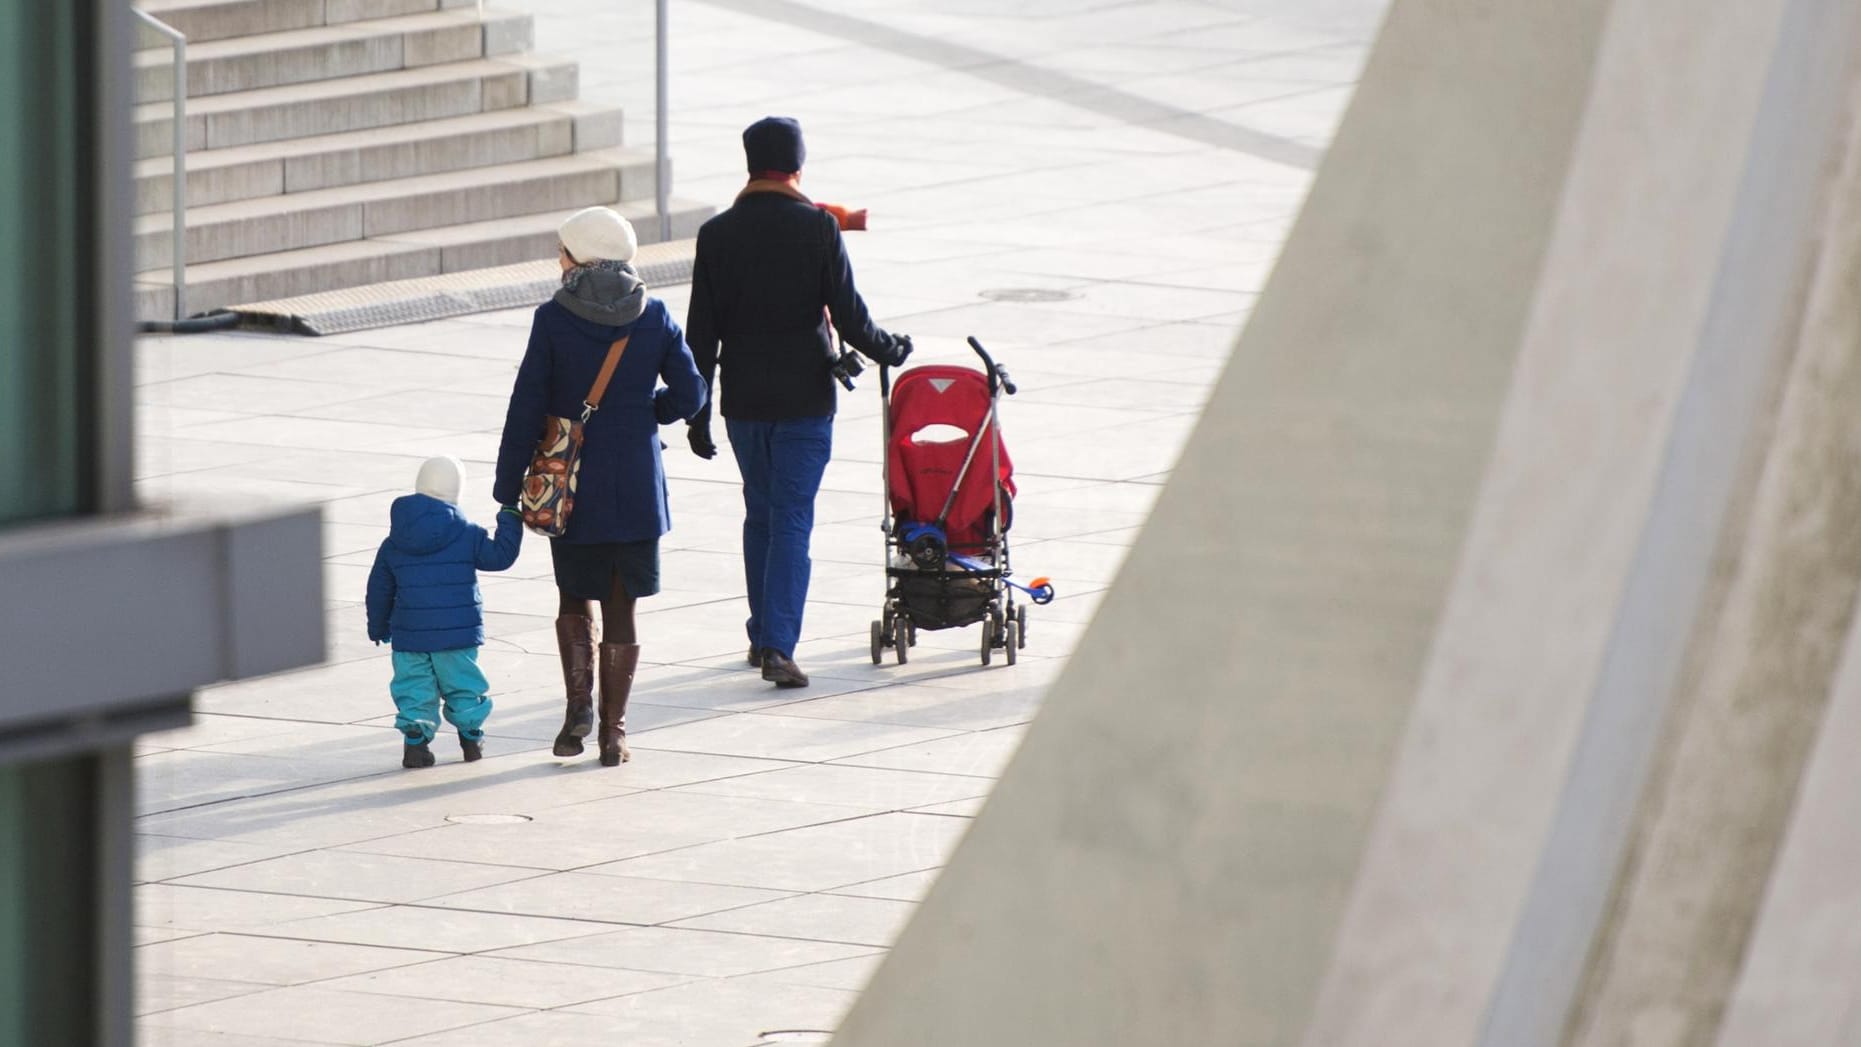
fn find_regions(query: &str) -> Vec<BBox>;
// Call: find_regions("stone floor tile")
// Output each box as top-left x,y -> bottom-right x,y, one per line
830,726 -> 1029,778
750,952 -> 889,993
142,985 -> 524,1046
136,926 -> 206,946
317,955 -> 689,1010
825,868 -> 944,903
340,789 -> 854,871
624,711 -> 960,764
136,1027 -> 335,1047
426,871 -> 790,926
626,664 -> 877,714
266,905 -> 613,954
136,884 -> 377,933
768,681 -> 1046,732
143,713 -> 309,752
172,849 -> 544,904
378,1011 -> 655,1047
561,974 -> 859,1043
138,834 -> 302,883
190,722 -> 403,765
134,750 -> 387,817
137,973 -> 274,1016
669,762 -> 992,812
584,812 -> 968,893
671,893 -> 918,948
491,924 -> 878,978
135,932 -> 448,986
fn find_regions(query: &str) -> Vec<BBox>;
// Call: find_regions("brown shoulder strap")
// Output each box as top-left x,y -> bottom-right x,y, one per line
583,335 -> 631,414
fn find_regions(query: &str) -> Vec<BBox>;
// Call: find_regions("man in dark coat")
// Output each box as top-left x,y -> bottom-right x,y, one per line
686,115 -> 912,687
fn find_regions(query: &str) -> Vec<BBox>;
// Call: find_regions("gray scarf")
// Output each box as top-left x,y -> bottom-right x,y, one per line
555,259 -> 646,326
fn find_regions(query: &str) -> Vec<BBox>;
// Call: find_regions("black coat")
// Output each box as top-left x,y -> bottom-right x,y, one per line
686,185 -> 903,424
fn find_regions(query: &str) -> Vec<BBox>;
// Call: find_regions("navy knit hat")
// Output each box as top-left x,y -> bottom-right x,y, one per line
743,116 -> 806,174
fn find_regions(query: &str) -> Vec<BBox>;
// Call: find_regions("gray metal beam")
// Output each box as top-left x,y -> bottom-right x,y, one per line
0,505 -> 325,745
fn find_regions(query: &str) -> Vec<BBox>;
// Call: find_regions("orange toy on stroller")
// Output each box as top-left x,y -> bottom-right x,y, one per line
871,336 -> 1053,666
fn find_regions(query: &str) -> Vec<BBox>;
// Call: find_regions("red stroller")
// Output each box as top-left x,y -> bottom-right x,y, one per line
871,337 -> 1053,666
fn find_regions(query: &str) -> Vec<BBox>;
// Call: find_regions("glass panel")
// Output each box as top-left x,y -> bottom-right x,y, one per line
0,754 -> 98,1046
0,0 -> 88,527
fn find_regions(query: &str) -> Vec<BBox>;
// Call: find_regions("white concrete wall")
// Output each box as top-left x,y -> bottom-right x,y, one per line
835,0 -> 1861,1043
1306,2 -> 1861,1045
831,0 -> 1613,1042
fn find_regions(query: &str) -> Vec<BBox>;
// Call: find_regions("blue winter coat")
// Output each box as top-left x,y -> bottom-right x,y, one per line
366,496 -> 523,652
493,297 -> 707,543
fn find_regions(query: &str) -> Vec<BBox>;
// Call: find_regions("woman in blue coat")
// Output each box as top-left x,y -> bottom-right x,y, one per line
494,206 -> 707,768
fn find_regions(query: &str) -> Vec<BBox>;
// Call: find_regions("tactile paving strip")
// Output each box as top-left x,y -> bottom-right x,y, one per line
230,239 -> 697,336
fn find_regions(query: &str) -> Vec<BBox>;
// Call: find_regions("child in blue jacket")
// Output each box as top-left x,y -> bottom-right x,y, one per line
366,456 -> 523,768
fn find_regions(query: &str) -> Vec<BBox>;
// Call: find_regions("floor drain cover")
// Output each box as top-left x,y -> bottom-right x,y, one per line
445,814 -> 532,825
979,287 -> 1076,302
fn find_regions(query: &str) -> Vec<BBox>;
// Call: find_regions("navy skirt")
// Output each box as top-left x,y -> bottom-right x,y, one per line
550,538 -> 661,600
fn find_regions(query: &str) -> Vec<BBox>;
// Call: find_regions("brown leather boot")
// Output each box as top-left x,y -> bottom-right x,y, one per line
552,614 -> 596,757
597,642 -> 640,767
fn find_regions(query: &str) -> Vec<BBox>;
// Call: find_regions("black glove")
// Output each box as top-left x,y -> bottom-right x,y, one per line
688,424 -> 718,460
888,334 -> 913,367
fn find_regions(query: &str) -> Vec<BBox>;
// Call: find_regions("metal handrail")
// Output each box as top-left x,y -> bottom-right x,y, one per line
132,8 -> 187,322
655,0 -> 670,241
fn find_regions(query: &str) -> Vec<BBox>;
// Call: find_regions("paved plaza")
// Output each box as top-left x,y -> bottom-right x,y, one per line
130,1 -> 1375,1043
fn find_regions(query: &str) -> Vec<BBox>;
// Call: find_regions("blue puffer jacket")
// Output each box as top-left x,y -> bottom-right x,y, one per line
365,496 -> 523,652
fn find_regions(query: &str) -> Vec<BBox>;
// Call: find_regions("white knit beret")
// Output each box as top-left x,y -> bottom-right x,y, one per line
557,206 -> 638,263
415,456 -> 465,504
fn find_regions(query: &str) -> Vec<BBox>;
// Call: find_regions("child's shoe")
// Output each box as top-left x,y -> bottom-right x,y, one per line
460,737 -> 483,763
402,741 -> 436,769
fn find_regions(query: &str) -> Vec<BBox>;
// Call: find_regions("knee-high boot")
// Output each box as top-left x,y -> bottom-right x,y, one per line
552,614 -> 596,757
597,642 -> 639,767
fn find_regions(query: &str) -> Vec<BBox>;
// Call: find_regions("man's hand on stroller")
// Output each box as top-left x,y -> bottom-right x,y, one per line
687,423 -> 718,460
886,334 -> 913,367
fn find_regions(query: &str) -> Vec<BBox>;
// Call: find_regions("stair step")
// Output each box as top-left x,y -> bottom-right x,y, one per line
134,149 -> 656,270
135,10 -> 533,103
137,237 -> 446,321
132,55 -> 577,159
135,199 -> 713,318
373,198 -> 713,272
135,0 -> 441,46
131,104 -> 622,215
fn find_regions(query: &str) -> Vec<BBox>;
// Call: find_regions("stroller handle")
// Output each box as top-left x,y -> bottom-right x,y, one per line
966,336 -> 1018,395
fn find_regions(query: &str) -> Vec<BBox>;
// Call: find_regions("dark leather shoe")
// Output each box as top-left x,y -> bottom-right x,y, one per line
759,649 -> 809,688
402,742 -> 435,769
748,646 -> 763,669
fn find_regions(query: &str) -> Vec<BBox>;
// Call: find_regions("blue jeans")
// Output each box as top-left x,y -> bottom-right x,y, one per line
728,415 -> 833,658
390,648 -> 492,746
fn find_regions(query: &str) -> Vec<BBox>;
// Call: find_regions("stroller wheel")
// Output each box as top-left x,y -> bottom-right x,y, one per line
1004,620 -> 1019,665
870,620 -> 885,666
980,619 -> 994,666
907,621 -> 918,648
893,617 -> 910,665
1016,604 -> 1028,649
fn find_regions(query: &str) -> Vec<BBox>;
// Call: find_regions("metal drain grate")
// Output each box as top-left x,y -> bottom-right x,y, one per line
231,239 -> 698,336
979,287 -> 1077,303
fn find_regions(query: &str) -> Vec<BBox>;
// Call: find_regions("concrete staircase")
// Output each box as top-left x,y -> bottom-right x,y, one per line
132,0 -> 711,320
